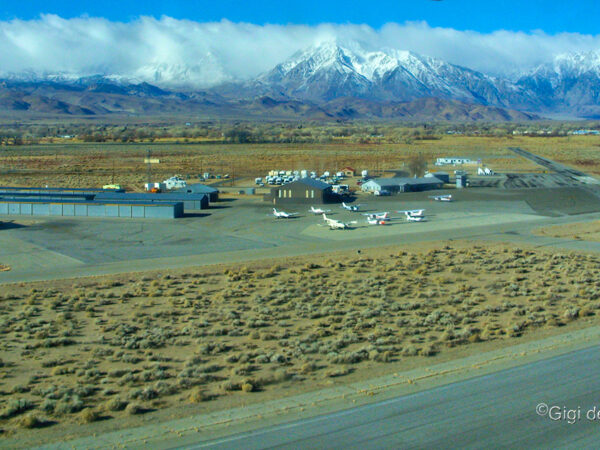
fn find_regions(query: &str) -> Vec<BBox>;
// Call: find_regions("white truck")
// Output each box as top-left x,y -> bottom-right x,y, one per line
163,176 -> 187,190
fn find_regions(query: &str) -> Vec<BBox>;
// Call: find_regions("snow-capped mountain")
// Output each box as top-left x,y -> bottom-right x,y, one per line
2,40 -> 600,119
517,51 -> 600,115
240,41 -> 537,110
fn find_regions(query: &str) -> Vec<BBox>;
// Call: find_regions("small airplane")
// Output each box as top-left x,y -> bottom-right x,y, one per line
404,212 -> 426,222
366,216 -> 388,225
342,202 -> 362,212
322,213 -> 355,230
309,206 -> 331,214
429,194 -> 453,202
397,209 -> 425,217
363,211 -> 390,220
272,208 -> 298,218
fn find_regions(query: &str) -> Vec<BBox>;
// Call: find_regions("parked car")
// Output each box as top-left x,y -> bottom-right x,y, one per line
374,190 -> 391,196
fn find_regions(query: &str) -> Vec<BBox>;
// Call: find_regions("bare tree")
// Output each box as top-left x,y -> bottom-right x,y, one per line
407,153 -> 428,177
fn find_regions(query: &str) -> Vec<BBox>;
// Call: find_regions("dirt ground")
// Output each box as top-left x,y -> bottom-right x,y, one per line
534,221 -> 600,242
1,240 -> 599,442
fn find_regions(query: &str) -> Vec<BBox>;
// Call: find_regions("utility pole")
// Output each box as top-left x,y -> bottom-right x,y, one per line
146,149 -> 152,185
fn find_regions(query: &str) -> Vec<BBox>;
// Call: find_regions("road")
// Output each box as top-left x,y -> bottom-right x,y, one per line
509,147 -> 588,178
193,346 -> 600,449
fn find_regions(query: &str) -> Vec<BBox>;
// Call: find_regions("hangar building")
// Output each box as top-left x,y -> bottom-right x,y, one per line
0,197 -> 183,219
175,183 -> 219,202
425,171 -> 450,183
361,177 -> 444,194
267,178 -> 337,204
0,186 -> 212,219
95,192 -> 209,210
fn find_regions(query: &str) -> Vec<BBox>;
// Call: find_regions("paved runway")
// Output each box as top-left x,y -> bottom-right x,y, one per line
194,346 -> 600,449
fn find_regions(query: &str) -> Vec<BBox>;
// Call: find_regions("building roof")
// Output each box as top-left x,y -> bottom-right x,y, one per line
368,177 -> 443,187
427,171 -> 449,176
95,192 -> 208,202
175,183 -> 218,194
278,177 -> 331,190
437,157 -> 470,160
342,166 -> 355,171
0,186 -> 123,193
0,198 -> 182,207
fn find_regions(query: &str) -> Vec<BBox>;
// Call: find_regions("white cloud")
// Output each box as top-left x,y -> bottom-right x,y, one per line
1,15 -> 599,87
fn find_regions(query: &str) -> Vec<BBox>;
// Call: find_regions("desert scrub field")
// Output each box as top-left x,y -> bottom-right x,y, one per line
0,134 -> 598,190
534,221 -> 600,242
0,243 -> 599,436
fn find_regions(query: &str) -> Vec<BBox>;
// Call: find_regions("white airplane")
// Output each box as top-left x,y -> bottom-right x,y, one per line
397,209 -> 425,217
309,206 -> 331,214
429,194 -> 453,202
366,216 -> 388,225
272,208 -> 298,218
404,212 -> 426,222
363,211 -> 390,220
342,202 -> 362,212
322,214 -> 355,230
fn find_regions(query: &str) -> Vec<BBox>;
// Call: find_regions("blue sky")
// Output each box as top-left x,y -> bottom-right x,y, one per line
1,0 -> 599,34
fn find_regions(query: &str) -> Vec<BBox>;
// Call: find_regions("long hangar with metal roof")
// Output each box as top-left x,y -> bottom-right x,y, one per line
0,186 -> 213,219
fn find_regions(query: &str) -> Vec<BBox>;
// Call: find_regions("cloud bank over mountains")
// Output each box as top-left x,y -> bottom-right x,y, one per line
1,15 -> 600,88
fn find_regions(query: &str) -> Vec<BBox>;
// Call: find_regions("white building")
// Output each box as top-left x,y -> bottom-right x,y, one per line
435,157 -> 472,166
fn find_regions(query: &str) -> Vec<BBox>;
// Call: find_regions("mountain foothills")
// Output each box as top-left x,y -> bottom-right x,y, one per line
1,42 -> 600,120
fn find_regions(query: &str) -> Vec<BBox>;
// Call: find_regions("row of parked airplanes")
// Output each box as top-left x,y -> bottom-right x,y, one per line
271,194 -> 452,229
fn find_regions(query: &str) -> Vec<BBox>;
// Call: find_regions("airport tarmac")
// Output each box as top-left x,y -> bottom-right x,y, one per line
1,186 -> 600,284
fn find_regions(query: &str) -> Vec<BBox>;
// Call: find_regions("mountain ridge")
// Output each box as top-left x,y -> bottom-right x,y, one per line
2,41 -> 600,120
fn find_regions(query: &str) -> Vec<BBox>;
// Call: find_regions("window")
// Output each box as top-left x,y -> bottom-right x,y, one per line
306,190 -> 309,198
278,189 -> 282,198
311,190 -> 314,198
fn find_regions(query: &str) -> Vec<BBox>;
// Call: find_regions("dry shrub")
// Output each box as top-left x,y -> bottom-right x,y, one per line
1,399 -> 32,419
300,362 -> 316,374
241,382 -> 254,393
401,345 -> 418,357
125,403 -> 143,415
105,397 -> 128,412
419,345 -> 437,357
18,414 -> 45,429
221,380 -> 241,392
563,308 -> 580,321
325,367 -> 350,378
79,408 -> 100,424
189,388 -> 211,403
